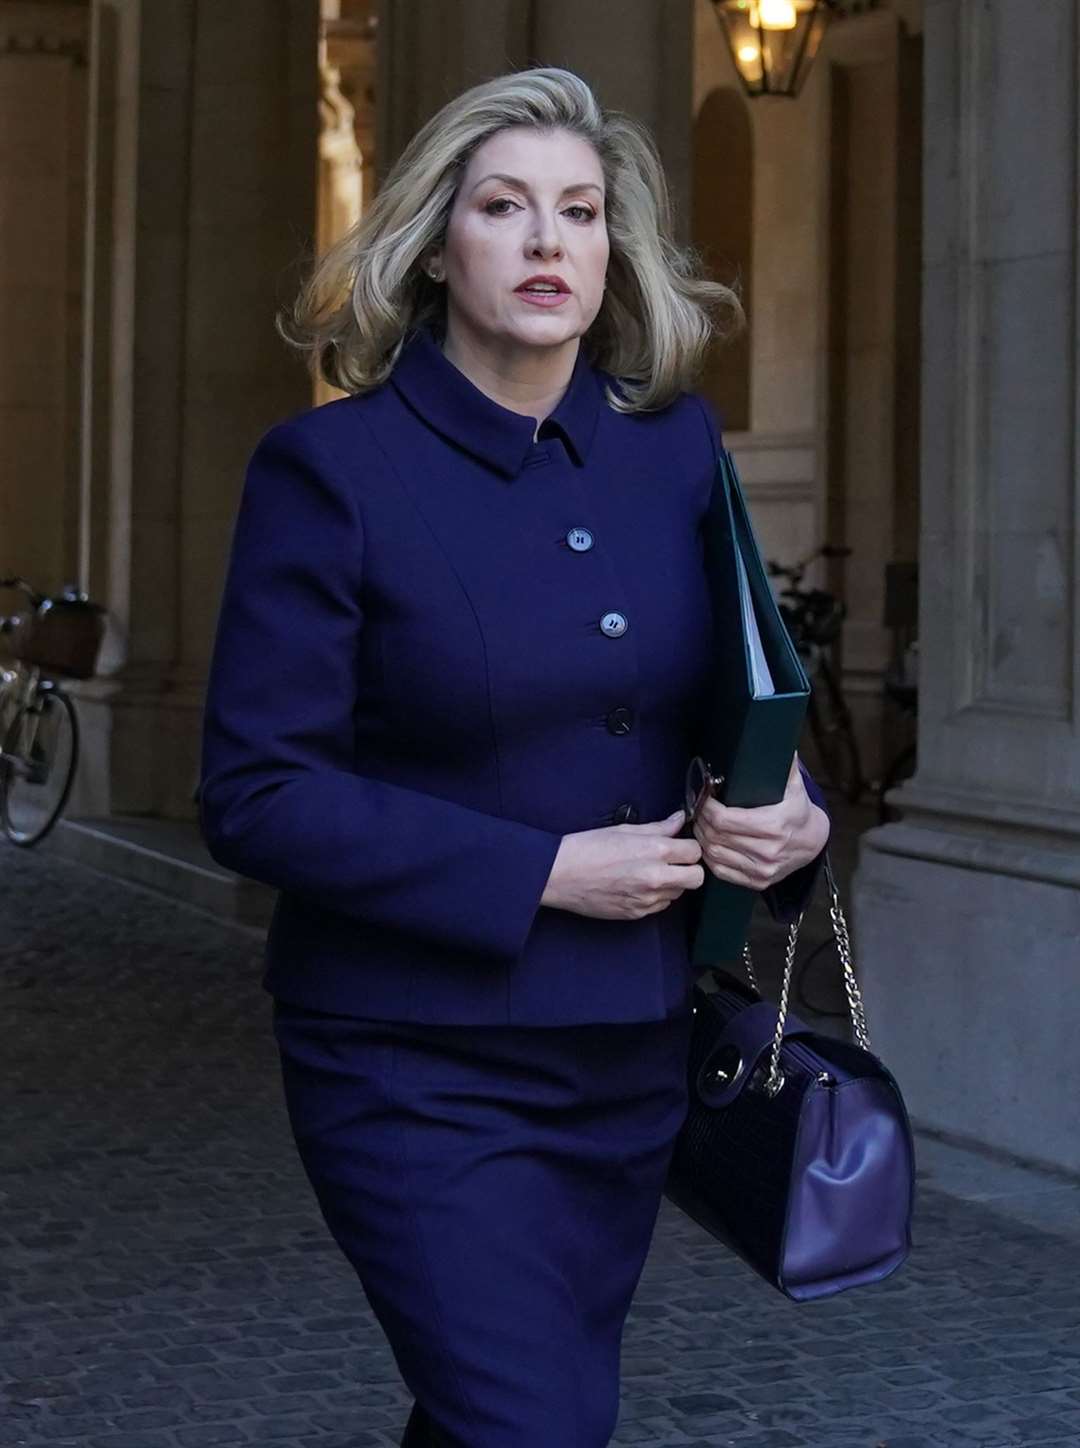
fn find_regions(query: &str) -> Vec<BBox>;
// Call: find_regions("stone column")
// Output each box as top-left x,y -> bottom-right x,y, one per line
76,0 -> 319,818
820,9 -> 921,778
854,0 -> 1080,1172
375,0 -> 692,239
528,0 -> 693,238
0,4 -> 89,601
375,0 -> 532,184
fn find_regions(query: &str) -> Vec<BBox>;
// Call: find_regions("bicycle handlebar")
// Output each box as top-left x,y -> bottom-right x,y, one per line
0,577 -> 94,610
0,575 -> 45,607
766,542 -> 852,587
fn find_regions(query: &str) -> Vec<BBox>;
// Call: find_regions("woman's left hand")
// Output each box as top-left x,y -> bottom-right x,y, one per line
690,754 -> 830,892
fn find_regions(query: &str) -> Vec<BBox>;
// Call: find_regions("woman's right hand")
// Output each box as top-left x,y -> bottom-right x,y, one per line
540,809 -> 705,920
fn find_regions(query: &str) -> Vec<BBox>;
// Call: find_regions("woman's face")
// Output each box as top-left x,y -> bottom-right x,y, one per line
430,125 -> 610,355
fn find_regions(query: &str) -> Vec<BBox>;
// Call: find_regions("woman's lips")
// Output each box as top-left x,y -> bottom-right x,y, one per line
514,289 -> 572,307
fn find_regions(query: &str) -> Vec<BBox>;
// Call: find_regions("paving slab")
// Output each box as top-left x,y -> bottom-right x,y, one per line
1,834 -> 1078,1447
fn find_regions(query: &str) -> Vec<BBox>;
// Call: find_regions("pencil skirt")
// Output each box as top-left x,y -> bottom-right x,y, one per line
271,995 -> 696,1448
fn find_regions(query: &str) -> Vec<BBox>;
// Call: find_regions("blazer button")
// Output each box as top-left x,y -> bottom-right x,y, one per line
612,802 -> 638,824
606,706 -> 634,735
600,611 -> 628,637
566,526 -> 594,552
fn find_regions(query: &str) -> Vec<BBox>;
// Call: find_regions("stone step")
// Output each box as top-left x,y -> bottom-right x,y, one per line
45,814 -> 274,929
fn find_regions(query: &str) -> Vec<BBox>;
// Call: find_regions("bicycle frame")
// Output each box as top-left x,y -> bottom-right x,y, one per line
0,663 -> 46,781
0,659 -> 36,734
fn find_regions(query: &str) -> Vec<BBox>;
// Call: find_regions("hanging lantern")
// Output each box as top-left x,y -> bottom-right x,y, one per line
710,0 -> 866,98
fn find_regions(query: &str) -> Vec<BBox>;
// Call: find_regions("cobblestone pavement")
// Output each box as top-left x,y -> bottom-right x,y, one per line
3,840 -> 1080,1448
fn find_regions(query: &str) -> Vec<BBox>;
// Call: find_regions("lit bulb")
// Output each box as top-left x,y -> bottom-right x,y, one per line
759,0 -> 798,28
737,43 -> 761,62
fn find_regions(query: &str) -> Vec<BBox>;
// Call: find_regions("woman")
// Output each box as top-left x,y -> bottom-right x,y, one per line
199,66 -> 829,1448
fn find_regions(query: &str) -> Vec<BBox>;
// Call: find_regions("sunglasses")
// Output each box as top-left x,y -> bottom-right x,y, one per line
684,755 -> 725,828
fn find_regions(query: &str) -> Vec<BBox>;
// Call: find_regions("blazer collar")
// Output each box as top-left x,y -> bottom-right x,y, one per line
389,321 -> 603,478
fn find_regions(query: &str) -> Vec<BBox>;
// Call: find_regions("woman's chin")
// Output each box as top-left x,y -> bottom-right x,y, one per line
502,312 -> 583,348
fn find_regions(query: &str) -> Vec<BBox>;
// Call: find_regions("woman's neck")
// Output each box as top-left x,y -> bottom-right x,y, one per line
438,320 -> 578,437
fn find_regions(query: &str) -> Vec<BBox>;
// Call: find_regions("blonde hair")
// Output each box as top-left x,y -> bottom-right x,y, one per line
279,65 -> 745,412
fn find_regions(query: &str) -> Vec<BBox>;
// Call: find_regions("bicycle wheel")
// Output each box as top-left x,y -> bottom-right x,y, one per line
0,685 -> 79,846
807,662 -> 865,804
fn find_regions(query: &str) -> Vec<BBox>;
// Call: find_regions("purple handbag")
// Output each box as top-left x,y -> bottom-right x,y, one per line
665,854 -> 915,1301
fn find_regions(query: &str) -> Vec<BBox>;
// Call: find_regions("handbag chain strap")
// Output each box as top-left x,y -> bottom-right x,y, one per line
739,849 -> 871,1097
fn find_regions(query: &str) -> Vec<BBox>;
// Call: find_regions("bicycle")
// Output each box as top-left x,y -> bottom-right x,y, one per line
766,544 -> 867,803
0,576 -> 106,847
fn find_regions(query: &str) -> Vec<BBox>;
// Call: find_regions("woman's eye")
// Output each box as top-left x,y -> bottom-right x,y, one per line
483,198 -> 596,221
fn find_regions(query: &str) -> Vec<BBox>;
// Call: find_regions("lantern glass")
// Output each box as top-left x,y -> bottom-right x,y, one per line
713,0 -> 834,97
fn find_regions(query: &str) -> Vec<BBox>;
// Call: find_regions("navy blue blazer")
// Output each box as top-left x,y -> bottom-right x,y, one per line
198,322 -> 826,1025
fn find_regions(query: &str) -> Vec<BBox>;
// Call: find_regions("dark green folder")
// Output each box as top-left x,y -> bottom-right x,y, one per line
689,447 -> 811,965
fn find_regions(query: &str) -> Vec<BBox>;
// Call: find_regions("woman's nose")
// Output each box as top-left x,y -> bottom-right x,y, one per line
528,216 -> 563,257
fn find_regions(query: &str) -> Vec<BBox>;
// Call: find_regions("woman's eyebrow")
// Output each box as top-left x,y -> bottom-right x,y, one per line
470,173 -> 603,196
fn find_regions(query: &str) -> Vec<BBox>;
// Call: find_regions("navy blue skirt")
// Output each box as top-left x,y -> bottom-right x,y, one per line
272,997 -> 695,1448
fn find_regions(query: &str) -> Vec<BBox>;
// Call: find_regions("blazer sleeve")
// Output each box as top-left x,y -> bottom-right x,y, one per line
198,419 -> 563,963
